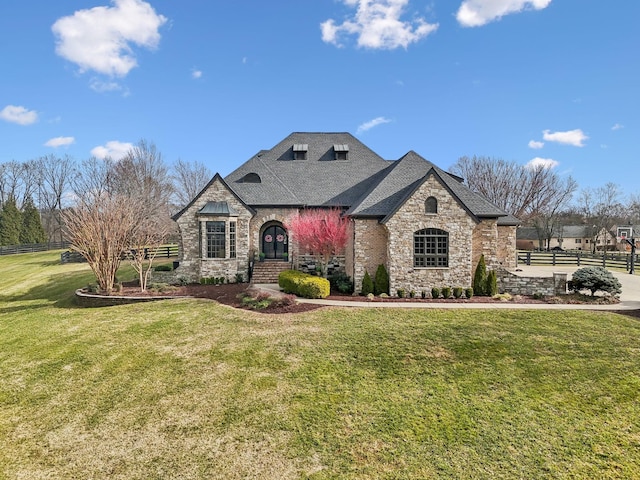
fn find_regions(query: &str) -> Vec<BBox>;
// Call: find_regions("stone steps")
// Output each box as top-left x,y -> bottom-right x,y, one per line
251,260 -> 292,283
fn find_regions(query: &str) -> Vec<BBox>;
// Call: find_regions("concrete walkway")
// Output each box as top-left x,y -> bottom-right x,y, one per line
253,266 -> 640,311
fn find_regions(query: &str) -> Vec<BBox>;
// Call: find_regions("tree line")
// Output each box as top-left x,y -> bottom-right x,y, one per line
0,142 -> 212,247
451,156 -> 640,249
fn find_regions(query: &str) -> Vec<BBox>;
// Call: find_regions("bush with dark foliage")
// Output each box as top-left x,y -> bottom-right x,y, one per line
570,266 -> 622,297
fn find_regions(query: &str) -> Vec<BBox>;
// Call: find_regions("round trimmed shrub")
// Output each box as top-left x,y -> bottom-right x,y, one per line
570,266 -> 622,297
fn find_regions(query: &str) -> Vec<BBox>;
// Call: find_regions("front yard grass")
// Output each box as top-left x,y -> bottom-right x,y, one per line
0,251 -> 639,479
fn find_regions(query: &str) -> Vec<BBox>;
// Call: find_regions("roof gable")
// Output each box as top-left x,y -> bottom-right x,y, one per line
172,173 -> 255,221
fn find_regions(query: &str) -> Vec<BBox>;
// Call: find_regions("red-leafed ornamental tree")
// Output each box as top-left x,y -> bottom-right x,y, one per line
285,208 -> 348,277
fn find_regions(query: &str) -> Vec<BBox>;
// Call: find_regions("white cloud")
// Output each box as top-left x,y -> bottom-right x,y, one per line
91,140 -> 133,160
191,69 -> 203,79
45,136 -> 75,148
528,140 -> 544,149
52,0 -> 167,77
357,116 -> 392,134
542,128 -> 588,147
89,79 -> 129,95
0,105 -> 38,125
321,0 -> 438,50
457,0 -> 552,27
611,123 -> 624,131
526,157 -> 558,170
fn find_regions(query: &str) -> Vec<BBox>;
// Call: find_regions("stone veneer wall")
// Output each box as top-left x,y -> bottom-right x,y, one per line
175,178 -> 252,282
497,225 -> 517,270
344,219 -> 355,282
472,219 -> 498,270
352,219 -> 388,293
384,175 -> 476,294
497,269 -> 567,296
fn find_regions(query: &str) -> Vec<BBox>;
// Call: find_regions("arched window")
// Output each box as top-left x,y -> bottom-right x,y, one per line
239,172 -> 261,183
425,196 -> 438,214
414,228 -> 448,267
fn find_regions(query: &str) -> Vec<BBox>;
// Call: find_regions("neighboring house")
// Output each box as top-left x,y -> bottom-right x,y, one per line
516,225 -> 616,251
172,132 -> 519,293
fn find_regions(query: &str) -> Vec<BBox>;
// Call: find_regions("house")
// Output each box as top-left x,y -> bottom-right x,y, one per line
172,133 -> 519,293
517,225 -> 617,251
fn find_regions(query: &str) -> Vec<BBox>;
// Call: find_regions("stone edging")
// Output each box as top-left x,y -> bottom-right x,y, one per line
75,289 -> 190,308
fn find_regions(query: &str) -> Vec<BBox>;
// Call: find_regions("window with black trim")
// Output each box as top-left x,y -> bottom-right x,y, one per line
206,221 -> 226,258
229,221 -> 236,258
414,228 -> 448,267
425,196 -> 438,214
239,173 -> 261,183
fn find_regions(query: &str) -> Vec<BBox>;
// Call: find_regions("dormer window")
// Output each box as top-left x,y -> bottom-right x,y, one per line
239,172 -> 261,183
293,144 -> 308,160
334,144 -> 349,160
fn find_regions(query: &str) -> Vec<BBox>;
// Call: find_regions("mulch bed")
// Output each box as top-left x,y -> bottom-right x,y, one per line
110,282 -> 640,318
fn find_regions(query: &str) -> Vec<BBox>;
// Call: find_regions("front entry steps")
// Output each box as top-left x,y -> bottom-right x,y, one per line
251,260 -> 292,284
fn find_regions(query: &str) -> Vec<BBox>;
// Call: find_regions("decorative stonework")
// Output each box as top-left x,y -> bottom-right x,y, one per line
383,174 -> 476,294
352,219 -> 388,292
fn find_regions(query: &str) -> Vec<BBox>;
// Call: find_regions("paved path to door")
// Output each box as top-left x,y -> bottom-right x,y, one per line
253,266 -> 640,311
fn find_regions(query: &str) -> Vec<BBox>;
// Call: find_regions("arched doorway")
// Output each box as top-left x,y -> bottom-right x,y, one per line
261,223 -> 288,260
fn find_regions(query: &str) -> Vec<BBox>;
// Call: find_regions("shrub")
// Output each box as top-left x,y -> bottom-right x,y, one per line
361,271 -> 374,296
409,290 -> 416,298
431,287 -> 440,299
278,270 -> 330,299
485,270 -> 498,296
453,287 -> 463,299
329,272 -> 354,294
570,266 -> 622,297
154,264 -> 172,272
374,264 -> 390,295
397,288 -> 406,298
235,273 -> 244,283
379,293 -> 389,298
421,290 -> 427,299
442,287 -> 452,299
465,287 -> 474,299
473,255 -> 487,296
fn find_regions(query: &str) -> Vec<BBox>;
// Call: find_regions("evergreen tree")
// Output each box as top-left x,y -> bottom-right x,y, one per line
361,271 -> 374,295
20,197 -> 47,244
374,264 -> 389,295
473,254 -> 487,296
0,196 -> 22,246
485,269 -> 498,296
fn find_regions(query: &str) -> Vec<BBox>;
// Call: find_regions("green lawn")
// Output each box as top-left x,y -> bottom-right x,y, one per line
1,252 -> 639,479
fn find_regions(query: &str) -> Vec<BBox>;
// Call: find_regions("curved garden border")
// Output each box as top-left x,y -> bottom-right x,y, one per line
75,289 -> 190,308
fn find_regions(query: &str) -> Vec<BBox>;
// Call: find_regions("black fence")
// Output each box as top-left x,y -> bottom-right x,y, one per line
0,241 -> 71,256
61,244 -> 180,264
517,250 -> 638,271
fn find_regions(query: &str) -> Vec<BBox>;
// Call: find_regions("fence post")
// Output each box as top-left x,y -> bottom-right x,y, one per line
527,252 -> 531,265
602,252 -> 606,267
552,251 -> 556,266
577,251 -> 581,266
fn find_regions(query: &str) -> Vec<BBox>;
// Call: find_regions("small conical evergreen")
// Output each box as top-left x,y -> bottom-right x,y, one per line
0,196 -> 22,246
361,270 -> 374,295
485,269 -> 498,296
473,254 -> 487,296
20,197 -> 47,244
374,264 -> 389,295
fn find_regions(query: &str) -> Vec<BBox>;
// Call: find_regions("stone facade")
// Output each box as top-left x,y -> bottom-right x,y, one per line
497,269 -> 567,296
472,219 -> 498,270
384,175 -> 476,294
497,225 -> 517,269
174,177 -> 253,283
352,218 -> 388,293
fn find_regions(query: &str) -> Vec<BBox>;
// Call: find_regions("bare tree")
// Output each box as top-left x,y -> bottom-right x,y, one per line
577,183 -> 624,252
172,158 -> 212,208
37,154 -> 76,242
450,156 -> 577,221
127,215 -> 171,291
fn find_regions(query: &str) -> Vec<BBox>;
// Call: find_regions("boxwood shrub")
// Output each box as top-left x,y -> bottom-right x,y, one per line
278,270 -> 330,299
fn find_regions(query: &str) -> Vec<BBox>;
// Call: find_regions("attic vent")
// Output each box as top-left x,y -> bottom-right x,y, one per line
239,172 -> 261,183
293,144 -> 308,160
333,144 -> 349,160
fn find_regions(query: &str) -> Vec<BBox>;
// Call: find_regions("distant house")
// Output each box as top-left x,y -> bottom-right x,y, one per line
517,225 -> 617,251
172,133 -> 519,293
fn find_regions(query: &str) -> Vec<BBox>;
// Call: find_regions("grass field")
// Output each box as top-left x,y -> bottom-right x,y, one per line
1,251 -> 639,479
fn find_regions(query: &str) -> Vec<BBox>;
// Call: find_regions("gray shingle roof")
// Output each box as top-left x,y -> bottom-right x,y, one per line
346,151 -> 508,220
218,133 -> 513,222
225,133 -> 390,207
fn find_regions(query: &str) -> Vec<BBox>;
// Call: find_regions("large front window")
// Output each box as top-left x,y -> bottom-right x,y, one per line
414,228 -> 448,267
206,221 -> 226,258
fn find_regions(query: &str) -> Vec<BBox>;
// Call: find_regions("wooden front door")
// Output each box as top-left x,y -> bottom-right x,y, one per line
262,225 -> 288,259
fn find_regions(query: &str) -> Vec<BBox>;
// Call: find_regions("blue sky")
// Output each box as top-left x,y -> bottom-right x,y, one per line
1,0 -> 638,195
